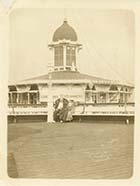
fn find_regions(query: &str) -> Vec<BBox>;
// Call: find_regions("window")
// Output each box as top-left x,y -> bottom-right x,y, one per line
30,84 -> 39,91
54,46 -> 63,66
9,86 -> 17,104
85,84 -> 91,102
120,86 -> 124,91
66,46 -> 76,66
8,93 -> 17,104
29,93 -> 38,104
92,93 -> 97,103
98,93 -> 106,103
19,93 -> 28,104
9,86 -> 17,92
110,85 -> 118,91
92,85 -> 96,91
109,93 -> 119,103
85,84 -> 90,90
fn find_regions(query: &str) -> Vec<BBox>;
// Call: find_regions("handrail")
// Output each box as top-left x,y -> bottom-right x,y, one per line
8,103 -> 48,108
8,102 -> 135,107
76,102 -> 135,106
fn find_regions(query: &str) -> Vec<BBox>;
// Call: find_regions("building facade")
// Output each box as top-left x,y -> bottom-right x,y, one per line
8,19 -> 134,117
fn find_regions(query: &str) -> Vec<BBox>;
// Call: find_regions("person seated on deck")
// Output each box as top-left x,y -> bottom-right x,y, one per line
53,96 -> 69,123
66,100 -> 75,122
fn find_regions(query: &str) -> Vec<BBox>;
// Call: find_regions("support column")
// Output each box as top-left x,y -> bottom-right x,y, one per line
118,92 -> 120,104
106,92 -> 109,103
117,92 -> 120,103
63,45 -> 66,69
48,46 -> 54,69
125,93 -> 128,103
10,92 -> 15,115
124,92 -> 127,112
76,48 -> 79,70
123,93 -> 125,103
17,93 -> 19,104
95,93 -> 97,104
8,93 -> 10,104
37,92 -> 39,104
27,92 -> 30,104
51,47 -> 55,68
10,92 -> 13,104
20,93 -> 23,104
96,92 -> 99,103
9,92 -> 11,103
92,92 -> 95,103
76,46 -> 82,71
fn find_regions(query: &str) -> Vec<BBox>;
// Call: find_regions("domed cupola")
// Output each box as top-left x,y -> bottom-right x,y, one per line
53,19 -> 78,42
48,19 -> 82,72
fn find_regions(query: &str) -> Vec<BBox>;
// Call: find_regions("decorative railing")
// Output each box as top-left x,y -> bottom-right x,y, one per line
76,102 -> 135,106
8,103 -> 48,108
8,103 -> 135,116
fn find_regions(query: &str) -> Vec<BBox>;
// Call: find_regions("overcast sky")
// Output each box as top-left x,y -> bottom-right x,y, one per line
9,9 -> 134,84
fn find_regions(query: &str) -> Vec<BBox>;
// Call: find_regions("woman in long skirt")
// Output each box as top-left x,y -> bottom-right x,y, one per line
66,100 -> 75,122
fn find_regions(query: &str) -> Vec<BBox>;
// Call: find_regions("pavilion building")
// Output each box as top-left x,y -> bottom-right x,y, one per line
8,19 -> 134,121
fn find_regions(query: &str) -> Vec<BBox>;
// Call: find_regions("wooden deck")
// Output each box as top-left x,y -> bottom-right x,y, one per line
8,121 -> 134,179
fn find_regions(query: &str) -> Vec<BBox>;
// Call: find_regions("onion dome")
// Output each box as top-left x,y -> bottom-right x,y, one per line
53,19 -> 78,42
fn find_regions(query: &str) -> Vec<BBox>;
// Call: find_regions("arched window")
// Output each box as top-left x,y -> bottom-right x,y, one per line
109,85 -> 118,91
8,86 -> 17,104
85,84 -> 91,102
9,86 -> 17,92
85,84 -> 90,90
30,84 -> 39,91
120,86 -> 124,91
29,84 -> 39,104
92,85 -> 96,90
109,85 -> 119,103
91,85 -> 96,103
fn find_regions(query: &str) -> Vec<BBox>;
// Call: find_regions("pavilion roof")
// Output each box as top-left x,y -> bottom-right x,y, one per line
23,71 -> 109,81
10,71 -> 134,87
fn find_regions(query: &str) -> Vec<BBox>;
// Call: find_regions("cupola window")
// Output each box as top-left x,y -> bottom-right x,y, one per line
66,46 -> 76,66
54,46 -> 63,66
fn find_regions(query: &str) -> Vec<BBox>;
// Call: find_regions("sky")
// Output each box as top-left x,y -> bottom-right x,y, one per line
9,8 -> 135,84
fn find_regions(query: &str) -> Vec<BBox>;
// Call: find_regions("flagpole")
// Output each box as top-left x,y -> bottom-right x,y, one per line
47,73 -> 54,123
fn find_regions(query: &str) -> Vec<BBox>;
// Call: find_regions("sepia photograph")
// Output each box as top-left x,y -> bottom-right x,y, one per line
7,8 -> 135,179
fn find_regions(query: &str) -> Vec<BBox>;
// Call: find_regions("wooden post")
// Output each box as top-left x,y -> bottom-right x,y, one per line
47,74 -> 54,123
124,93 -> 127,113
83,89 -> 86,113
16,93 -> 19,104
27,92 -> 30,104
10,92 -> 15,116
10,92 -> 13,104
63,45 -> 66,69
106,92 -> 109,103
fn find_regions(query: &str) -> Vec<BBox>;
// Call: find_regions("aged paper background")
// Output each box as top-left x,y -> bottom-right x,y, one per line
0,0 -> 140,186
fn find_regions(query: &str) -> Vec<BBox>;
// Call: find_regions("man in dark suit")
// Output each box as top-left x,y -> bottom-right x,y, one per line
53,97 -> 69,122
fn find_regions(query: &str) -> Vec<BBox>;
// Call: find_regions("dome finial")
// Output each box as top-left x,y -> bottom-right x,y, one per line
53,19 -> 77,42
63,17 -> 67,23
